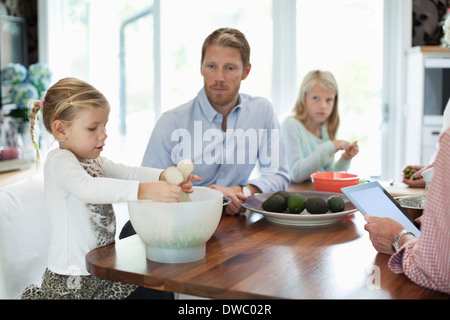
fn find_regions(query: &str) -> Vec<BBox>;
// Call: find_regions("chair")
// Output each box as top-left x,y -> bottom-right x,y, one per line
0,174 -> 49,299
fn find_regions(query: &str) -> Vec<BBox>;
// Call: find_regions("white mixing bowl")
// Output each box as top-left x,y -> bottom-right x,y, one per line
128,187 -> 223,263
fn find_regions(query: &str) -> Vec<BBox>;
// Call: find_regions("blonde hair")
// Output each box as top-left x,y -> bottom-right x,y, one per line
29,77 -> 109,162
201,28 -> 251,68
292,70 -> 340,140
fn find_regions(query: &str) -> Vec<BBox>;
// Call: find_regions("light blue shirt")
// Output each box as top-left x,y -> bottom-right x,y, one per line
281,116 -> 351,183
142,88 -> 290,192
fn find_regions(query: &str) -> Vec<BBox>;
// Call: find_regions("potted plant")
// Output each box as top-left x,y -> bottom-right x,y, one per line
0,62 -> 51,159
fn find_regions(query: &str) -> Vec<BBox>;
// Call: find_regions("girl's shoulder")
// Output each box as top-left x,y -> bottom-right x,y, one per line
282,116 -> 306,131
282,115 -> 298,125
45,148 -> 81,170
47,148 -> 76,160
44,148 -> 80,177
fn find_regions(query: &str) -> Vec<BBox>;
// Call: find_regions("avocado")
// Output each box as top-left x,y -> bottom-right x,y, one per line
273,190 -> 291,201
327,195 -> 345,213
287,194 -> 306,214
262,194 -> 287,212
305,197 -> 329,214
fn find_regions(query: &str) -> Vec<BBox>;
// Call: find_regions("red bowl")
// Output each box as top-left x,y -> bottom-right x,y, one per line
310,171 -> 359,193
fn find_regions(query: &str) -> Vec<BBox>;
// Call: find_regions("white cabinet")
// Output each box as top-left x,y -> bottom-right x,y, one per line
405,46 -> 449,165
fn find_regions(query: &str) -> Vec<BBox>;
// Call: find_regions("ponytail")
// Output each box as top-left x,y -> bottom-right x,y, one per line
29,100 -> 43,167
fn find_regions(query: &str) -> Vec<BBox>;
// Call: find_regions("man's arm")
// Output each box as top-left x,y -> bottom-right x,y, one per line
247,107 -> 290,192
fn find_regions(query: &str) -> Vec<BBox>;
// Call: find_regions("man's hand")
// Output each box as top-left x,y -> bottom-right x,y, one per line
363,215 -> 405,255
209,185 -> 247,215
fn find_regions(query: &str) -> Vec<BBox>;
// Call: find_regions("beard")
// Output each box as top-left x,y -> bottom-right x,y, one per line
204,83 -> 241,110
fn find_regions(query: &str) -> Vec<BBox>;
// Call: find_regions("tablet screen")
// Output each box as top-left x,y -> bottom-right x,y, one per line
342,182 -> 421,237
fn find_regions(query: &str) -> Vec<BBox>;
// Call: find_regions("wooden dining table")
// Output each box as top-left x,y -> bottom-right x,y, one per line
86,182 -> 449,300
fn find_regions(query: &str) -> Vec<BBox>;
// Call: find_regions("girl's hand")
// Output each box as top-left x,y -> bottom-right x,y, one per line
138,181 -> 181,202
180,174 -> 202,194
342,141 -> 359,160
332,139 -> 350,151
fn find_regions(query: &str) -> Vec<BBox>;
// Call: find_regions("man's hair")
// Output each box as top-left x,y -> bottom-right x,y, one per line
201,28 -> 251,67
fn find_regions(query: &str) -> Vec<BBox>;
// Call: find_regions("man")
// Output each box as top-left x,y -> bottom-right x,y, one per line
125,27 -> 288,225
364,129 -> 450,294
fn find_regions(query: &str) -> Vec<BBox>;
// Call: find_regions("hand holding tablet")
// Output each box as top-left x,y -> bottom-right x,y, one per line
341,181 -> 421,237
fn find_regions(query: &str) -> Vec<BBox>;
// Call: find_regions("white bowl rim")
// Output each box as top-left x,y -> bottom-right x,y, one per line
128,186 -> 223,204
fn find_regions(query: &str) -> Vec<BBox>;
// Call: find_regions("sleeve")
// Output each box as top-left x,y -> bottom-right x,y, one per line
141,112 -> 179,169
331,155 -> 351,172
388,129 -> 450,294
281,117 -> 335,183
247,103 -> 290,192
49,150 -> 141,204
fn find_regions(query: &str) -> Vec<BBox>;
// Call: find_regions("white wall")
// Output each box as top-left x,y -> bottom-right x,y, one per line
382,0 -> 413,180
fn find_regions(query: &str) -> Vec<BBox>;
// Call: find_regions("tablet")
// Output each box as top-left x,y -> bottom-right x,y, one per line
341,181 -> 421,237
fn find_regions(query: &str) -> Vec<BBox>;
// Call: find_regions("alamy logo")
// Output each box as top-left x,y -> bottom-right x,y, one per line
170,121 -> 280,171
367,265 -> 381,289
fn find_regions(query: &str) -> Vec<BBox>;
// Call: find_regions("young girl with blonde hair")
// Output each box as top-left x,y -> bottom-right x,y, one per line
281,70 -> 359,183
22,77 -> 195,299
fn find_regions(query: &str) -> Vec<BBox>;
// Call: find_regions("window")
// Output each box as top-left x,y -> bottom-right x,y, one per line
297,0 -> 384,178
41,0 -> 385,178
159,0 -> 272,113
42,0 -> 272,165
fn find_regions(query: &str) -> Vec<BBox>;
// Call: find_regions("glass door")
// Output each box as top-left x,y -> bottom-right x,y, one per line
41,0 -> 388,178
296,0 -> 384,179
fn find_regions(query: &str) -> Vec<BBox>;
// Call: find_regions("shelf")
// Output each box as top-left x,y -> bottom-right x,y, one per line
419,45 -> 450,53
0,163 -> 38,188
